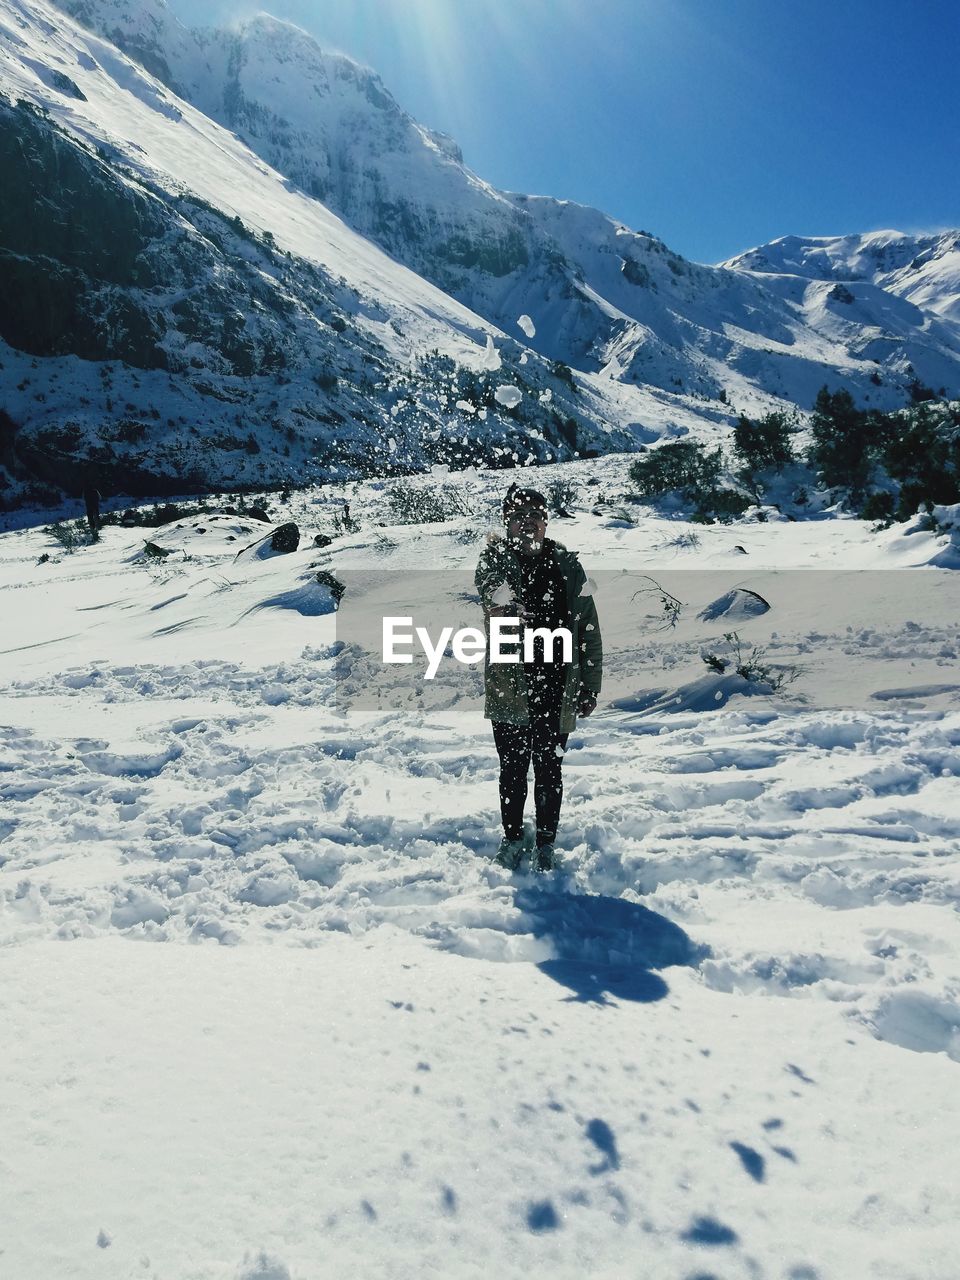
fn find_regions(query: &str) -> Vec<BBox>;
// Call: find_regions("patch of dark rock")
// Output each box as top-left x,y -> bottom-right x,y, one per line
315,569 -> 345,603
50,70 -> 87,100
270,521 -> 300,553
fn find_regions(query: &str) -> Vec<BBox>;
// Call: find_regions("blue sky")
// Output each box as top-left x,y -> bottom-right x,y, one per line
167,0 -> 959,264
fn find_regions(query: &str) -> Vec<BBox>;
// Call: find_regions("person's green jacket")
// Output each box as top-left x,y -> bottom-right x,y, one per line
474,533 -> 602,733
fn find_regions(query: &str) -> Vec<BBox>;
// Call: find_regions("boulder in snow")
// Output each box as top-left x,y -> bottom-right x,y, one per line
270,522 -> 300,553
234,522 -> 300,562
698,588 -> 770,623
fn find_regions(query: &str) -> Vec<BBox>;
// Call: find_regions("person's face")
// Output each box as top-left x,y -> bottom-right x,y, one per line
506,502 -> 547,554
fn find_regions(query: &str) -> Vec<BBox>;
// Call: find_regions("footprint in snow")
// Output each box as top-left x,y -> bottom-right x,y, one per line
526,1199 -> 560,1232
680,1214 -> 738,1246
585,1117 -> 620,1173
729,1140 -> 765,1182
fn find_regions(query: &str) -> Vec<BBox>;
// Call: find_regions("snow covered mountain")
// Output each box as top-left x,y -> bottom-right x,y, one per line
724,230 -> 960,324
1,0 -> 642,502
3,0 -> 960,505
54,0 -> 960,410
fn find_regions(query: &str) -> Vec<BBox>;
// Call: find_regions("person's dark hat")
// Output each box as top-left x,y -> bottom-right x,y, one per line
502,482 -> 547,520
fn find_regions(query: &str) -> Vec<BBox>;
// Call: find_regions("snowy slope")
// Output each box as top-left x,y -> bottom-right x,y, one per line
2,461 -> 959,1277
50,0 -> 960,410
725,230 -> 960,326
2,0 -> 661,500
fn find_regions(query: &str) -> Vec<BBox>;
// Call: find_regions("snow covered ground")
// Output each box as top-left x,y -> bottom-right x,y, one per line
2,460 -> 959,1279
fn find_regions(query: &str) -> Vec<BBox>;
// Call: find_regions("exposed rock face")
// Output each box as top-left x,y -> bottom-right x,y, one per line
0,95 -> 342,376
0,103 -> 164,285
269,522 -> 299,553
0,99 -> 168,365
0,89 -> 373,492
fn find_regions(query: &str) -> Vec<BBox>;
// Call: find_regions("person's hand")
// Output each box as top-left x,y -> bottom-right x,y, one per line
487,603 -> 527,621
577,689 -> 598,717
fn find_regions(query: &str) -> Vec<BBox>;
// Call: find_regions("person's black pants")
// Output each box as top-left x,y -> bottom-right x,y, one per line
492,679 -> 568,847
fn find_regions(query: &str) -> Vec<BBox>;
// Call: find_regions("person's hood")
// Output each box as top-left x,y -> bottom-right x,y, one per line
484,530 -> 568,552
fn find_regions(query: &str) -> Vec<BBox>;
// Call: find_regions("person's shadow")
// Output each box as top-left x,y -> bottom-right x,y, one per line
513,886 -> 706,1005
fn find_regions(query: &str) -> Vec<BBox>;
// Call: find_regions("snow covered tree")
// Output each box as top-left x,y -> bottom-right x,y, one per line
629,440 -> 721,498
807,386 -> 873,496
880,401 -> 960,517
629,440 -> 751,523
733,411 -> 796,475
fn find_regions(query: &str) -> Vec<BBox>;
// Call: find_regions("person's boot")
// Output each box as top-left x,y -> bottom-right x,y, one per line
534,843 -> 556,873
495,837 -> 524,870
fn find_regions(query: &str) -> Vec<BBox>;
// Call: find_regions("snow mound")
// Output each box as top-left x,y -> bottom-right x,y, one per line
698,587 -> 771,622
868,987 -> 960,1061
244,579 -> 339,618
233,527 -> 300,564
612,672 -> 776,715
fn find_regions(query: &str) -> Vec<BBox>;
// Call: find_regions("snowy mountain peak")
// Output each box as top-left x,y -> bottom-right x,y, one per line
222,9 -> 406,118
724,229 -> 960,323
46,0 -> 960,411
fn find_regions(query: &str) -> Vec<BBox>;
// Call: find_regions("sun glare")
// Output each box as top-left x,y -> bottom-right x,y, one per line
336,0 -> 593,133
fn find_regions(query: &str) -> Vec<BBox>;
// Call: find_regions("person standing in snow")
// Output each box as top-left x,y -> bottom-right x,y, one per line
83,478 -> 101,538
475,483 -> 602,872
